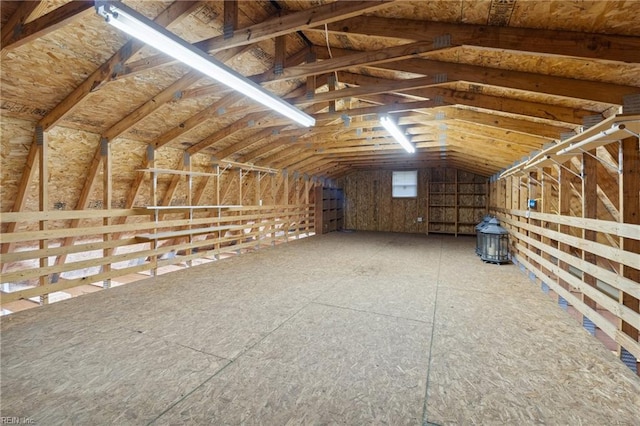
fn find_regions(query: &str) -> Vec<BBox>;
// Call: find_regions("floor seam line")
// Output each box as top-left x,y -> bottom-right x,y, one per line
421,236 -> 443,426
311,301 -> 431,324
147,300 -> 313,425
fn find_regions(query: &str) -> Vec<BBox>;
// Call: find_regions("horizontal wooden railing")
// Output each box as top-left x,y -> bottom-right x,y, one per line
0,204 -> 314,307
492,208 -> 640,360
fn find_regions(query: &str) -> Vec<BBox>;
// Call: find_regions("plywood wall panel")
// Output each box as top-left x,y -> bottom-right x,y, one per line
1,116 -> 38,213
343,167 -> 486,234
378,171 -> 393,231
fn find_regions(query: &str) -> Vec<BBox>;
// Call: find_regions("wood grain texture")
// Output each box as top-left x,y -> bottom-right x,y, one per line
2,233 -> 639,423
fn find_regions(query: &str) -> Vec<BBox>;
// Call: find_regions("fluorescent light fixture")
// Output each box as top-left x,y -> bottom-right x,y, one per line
380,116 -> 415,153
95,1 -> 315,127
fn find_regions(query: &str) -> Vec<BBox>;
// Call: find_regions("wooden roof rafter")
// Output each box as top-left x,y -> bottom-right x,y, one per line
312,47 -> 638,106
1,1 -> 94,53
311,15 -> 640,63
38,0 -> 202,131
118,1 -> 394,78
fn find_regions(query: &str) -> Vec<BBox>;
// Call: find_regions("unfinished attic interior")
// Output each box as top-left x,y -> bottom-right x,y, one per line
1,0 -> 640,422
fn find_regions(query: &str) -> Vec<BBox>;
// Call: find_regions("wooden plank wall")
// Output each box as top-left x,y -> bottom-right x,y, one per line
489,140 -> 640,376
339,167 -> 486,234
0,116 -> 320,313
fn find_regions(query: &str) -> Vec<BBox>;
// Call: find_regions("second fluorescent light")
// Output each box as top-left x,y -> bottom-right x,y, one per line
380,116 -> 415,153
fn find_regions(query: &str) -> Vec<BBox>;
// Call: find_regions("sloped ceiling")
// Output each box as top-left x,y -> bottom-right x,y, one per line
1,0 -> 639,179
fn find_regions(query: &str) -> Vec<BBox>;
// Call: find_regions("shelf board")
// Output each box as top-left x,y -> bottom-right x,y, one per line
142,205 -> 242,210
138,168 -> 218,177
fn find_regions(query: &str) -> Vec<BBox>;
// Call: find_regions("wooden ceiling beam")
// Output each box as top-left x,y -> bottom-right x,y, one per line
186,111 -> 279,155
238,113 -> 431,163
212,126 -> 289,160
330,152 -> 502,170
187,86 -> 325,155
2,1 -> 94,52
313,16 -> 640,63
123,1 -> 392,76
1,1 -> 43,49
345,159 -> 496,177
200,1 -> 392,53
277,153 -> 320,171
310,138 -> 517,165
336,153 -> 500,172
438,121 -> 549,149
296,158 -> 336,174
103,70 -> 202,141
211,102 -> 327,159
336,71 -> 595,125
438,107 -> 572,139
153,93 -> 245,149
316,45 -> 637,105
302,162 -> 344,178
255,41 -> 453,83
178,74 -> 437,119
152,49 -> 314,150
124,43 -> 251,79
371,58 -> 638,106
38,0 -> 201,131
409,86 -> 591,125
261,146 -> 309,168
289,73 -> 593,126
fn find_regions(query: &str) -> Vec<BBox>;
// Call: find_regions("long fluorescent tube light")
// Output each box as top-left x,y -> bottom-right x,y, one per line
556,123 -> 625,155
95,1 -> 315,127
380,116 -> 415,153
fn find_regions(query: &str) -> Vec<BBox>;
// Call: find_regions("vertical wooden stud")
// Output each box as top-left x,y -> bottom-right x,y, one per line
185,152 -> 193,266
101,138 -> 112,289
37,126 -> 48,305
283,170 -> 289,242
619,137 -> 640,374
274,36 -> 285,75
147,145 -> 158,277
294,175 -> 302,240
557,165 -> 573,305
582,151 -> 598,334
223,0 -> 237,39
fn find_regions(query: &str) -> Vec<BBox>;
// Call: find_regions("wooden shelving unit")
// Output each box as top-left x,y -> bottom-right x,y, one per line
315,186 -> 344,234
428,169 -> 486,236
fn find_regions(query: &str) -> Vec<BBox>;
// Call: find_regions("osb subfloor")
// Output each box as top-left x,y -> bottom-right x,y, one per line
1,232 -> 639,425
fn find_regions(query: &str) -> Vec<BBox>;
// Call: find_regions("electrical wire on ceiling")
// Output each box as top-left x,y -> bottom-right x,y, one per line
324,23 -> 340,91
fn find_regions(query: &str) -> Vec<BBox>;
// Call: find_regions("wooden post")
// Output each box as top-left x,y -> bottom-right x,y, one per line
304,176 -> 310,235
557,165 -> 573,307
582,151 -> 598,335
271,172 -> 276,246
215,165 -> 221,259
328,73 -> 337,113
315,183 -> 324,235
255,171 -> 261,249
255,171 -> 261,206
283,170 -> 289,242
223,0 -> 238,39
101,138 -> 112,289
619,137 -> 640,375
540,167 -> 554,244
237,168 -> 243,254
528,171 -> 541,270
454,169 -> 458,237
185,153 -> 193,266
295,174 -> 301,239
274,36 -> 285,75
37,126 -> 48,305
147,145 -> 158,277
